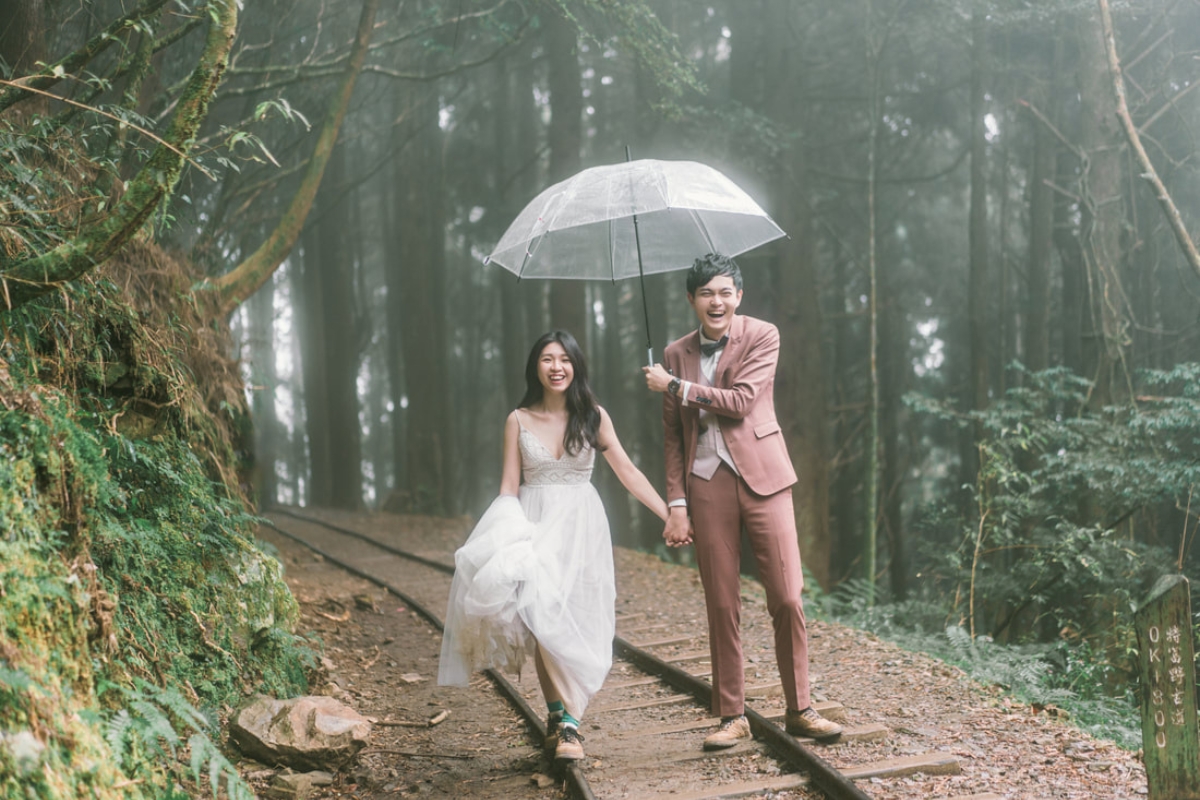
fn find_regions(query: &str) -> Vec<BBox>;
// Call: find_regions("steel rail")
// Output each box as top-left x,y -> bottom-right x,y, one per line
266,507 -> 871,800
260,514 -> 596,800
615,638 -> 871,800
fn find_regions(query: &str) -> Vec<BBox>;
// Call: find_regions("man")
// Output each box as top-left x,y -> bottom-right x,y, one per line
643,253 -> 842,750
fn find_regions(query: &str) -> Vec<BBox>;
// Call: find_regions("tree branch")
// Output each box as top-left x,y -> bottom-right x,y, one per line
0,0 -> 172,116
1097,0 -> 1200,283
0,0 -> 238,310
201,0 -> 382,318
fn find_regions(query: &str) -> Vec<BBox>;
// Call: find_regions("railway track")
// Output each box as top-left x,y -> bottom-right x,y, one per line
263,507 -> 987,800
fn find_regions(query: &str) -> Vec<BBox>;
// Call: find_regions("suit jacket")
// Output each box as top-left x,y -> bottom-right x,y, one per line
662,314 -> 797,501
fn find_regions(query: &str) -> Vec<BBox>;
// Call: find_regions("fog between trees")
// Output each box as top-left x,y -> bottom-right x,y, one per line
5,0 -> 1200,652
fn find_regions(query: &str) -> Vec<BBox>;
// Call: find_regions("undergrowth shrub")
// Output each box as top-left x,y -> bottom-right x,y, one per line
820,364 -> 1200,750
0,257 -> 310,796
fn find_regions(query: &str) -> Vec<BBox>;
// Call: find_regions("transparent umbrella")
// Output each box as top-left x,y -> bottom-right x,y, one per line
484,157 -> 785,364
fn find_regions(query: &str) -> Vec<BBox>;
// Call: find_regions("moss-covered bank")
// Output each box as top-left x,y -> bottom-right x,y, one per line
0,247 -> 310,798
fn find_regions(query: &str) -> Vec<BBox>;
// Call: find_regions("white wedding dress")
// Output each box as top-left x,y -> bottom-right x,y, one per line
438,414 -> 615,718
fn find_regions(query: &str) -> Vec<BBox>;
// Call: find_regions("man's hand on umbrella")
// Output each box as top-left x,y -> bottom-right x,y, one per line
643,363 -> 673,393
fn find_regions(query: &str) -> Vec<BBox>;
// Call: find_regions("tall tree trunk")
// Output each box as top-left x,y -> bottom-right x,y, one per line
320,145 -> 363,509
495,46 -> 539,407
829,239 -> 860,583
380,164 -> 408,505
1077,7 -> 1128,405
761,0 -> 831,589
964,10 -> 991,483
544,7 -> 585,339
299,221 -> 332,507
248,273 -> 280,508
1055,143 -> 1085,376
1024,34 -> 1059,375
879,288 -> 907,600
395,82 -> 451,513
863,3 -> 882,601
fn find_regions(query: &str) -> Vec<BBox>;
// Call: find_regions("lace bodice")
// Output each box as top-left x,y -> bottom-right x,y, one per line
518,425 -> 595,486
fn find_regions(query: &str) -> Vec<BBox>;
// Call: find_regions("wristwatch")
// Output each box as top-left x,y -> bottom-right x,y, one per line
667,378 -> 681,397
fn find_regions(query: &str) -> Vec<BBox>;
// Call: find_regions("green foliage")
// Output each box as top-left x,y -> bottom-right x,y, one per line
101,681 -> 252,800
907,365 -> 1197,648
852,364 -> 1200,750
816,585 -> 1144,749
0,272 -> 309,797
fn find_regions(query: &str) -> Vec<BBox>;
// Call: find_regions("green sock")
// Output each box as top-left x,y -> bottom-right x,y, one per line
561,711 -> 581,729
547,700 -> 564,720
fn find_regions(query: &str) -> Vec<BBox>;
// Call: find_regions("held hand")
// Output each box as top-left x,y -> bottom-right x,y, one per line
643,363 -> 673,393
663,509 -> 693,547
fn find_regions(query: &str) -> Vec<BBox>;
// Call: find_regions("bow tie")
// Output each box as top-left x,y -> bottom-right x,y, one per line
700,335 -> 729,357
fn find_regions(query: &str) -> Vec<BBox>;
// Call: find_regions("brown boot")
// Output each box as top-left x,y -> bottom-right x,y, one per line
702,715 -> 751,750
554,725 -> 585,760
785,707 -> 843,741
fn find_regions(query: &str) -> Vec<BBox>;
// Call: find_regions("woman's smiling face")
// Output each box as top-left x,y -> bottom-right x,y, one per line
537,341 -> 574,394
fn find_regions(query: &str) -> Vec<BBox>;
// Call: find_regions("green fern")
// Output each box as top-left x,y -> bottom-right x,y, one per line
106,682 -> 255,799
104,709 -> 132,771
189,733 -> 254,800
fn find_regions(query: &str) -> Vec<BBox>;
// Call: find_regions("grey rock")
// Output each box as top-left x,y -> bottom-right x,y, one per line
231,695 -> 372,771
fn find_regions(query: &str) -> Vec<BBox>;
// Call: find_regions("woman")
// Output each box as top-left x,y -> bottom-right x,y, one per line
439,330 -> 667,761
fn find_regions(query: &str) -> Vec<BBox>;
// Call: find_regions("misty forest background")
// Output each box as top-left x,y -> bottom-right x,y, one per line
3,0 -> 1200,791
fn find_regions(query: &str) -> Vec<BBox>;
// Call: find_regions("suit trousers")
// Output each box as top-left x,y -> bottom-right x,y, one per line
690,462 -> 810,717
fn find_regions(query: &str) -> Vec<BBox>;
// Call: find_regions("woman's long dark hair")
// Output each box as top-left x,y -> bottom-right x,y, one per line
518,330 -> 603,455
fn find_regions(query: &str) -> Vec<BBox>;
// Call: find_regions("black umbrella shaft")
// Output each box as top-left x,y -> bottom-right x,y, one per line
632,214 -> 654,366
626,146 -> 655,366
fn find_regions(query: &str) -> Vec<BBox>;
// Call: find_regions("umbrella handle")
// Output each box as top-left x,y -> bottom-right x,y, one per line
646,347 -> 654,369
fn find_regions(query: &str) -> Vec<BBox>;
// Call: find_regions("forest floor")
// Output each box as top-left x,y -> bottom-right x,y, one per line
247,512 -> 1149,800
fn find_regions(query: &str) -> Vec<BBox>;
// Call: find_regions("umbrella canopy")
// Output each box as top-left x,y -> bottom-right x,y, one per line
484,159 -> 785,280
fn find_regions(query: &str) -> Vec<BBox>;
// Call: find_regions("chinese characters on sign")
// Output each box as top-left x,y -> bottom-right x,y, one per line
1146,623 -> 1188,748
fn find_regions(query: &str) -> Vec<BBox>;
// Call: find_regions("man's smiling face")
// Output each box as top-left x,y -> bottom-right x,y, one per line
687,274 -> 742,340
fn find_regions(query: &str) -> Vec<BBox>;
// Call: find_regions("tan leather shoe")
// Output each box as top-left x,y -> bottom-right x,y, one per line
703,715 -> 752,750
555,725 -> 585,760
785,707 -> 843,741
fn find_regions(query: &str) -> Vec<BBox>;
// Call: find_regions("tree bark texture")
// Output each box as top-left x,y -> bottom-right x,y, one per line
1,0 -> 235,309
758,0 -> 832,589
1097,0 -> 1200,283
1024,60 -> 1057,374
299,222 -> 332,507
318,146 -> 364,510
1078,6 -> 1129,405
394,81 -> 451,513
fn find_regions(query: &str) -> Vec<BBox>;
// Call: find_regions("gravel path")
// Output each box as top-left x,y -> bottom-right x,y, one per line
247,509 -> 1148,799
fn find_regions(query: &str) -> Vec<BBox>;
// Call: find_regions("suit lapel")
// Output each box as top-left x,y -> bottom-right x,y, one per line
713,315 -> 746,387
681,331 -> 702,383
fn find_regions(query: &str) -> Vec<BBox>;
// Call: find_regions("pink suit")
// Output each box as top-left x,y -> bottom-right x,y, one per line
662,314 -> 812,716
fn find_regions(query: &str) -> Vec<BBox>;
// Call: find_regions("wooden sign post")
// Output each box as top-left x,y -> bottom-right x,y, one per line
1135,574 -> 1200,800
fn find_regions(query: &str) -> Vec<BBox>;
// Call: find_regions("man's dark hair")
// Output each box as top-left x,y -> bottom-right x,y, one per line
686,253 -> 743,295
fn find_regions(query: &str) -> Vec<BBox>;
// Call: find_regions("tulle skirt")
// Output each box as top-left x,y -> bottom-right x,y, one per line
438,484 -> 615,718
